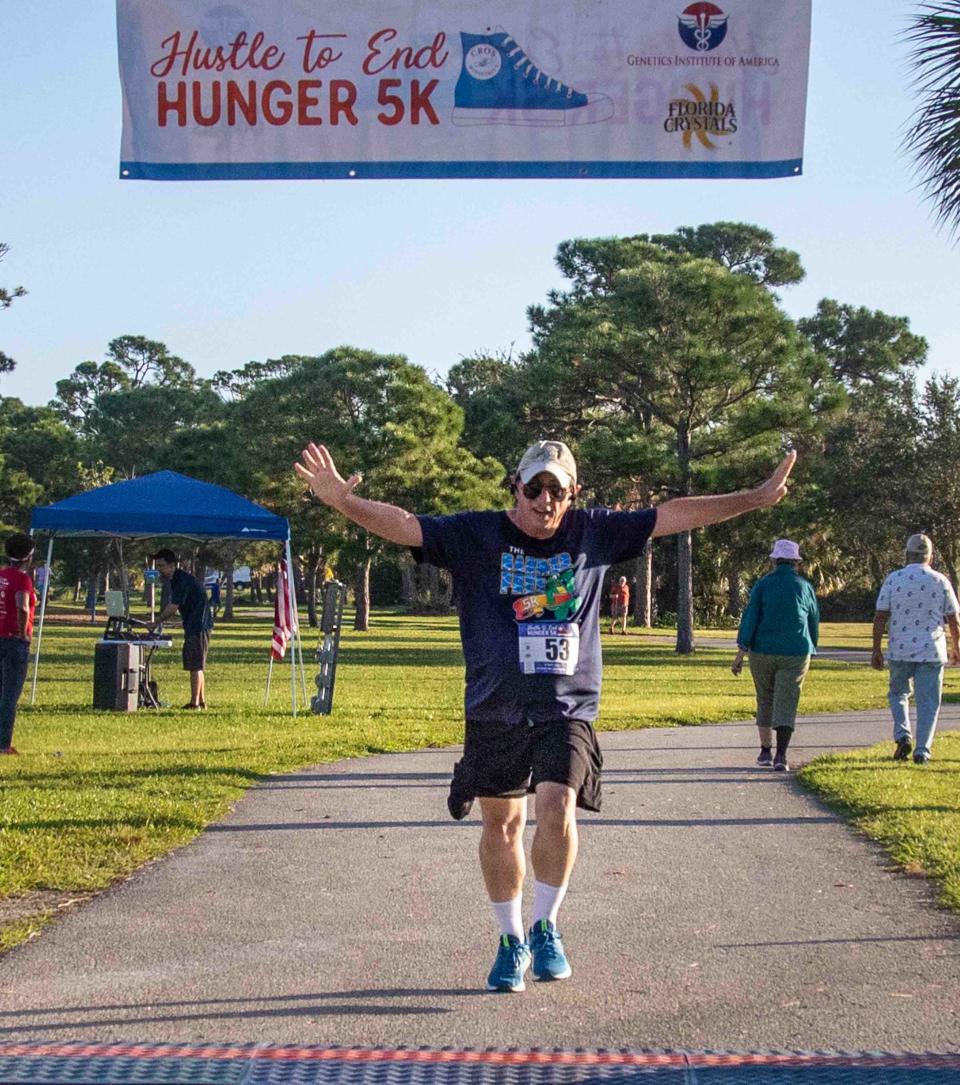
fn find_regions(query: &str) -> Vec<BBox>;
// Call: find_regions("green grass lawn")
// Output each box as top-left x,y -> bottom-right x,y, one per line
798,733 -> 960,911
1,611 -> 957,950
810,622 -> 876,649
629,620 -> 874,649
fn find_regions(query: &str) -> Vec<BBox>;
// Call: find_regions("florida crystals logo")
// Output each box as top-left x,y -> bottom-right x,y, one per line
665,84 -> 737,149
678,3 -> 729,52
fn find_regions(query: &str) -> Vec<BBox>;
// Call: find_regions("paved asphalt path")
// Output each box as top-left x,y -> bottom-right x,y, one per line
1,705 -> 958,1053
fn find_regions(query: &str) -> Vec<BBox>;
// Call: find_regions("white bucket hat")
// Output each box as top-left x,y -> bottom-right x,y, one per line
770,539 -> 801,561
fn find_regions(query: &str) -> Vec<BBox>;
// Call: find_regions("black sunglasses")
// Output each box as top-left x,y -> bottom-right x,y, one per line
520,479 -> 570,501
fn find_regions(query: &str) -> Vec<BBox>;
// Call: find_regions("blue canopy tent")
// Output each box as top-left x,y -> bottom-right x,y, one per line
29,471 -> 305,712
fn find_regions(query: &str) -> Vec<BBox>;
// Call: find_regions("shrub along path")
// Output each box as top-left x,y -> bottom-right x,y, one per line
1,706 -> 958,1053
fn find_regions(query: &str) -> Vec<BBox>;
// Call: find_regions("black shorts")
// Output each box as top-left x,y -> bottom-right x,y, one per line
182,631 -> 210,672
450,717 -> 603,813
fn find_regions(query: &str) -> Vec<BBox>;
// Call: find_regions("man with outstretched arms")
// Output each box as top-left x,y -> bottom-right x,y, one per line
296,440 -> 795,992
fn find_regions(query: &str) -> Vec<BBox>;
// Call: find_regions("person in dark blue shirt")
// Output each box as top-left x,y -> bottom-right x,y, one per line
732,539 -> 819,772
296,438 -> 796,993
208,578 -> 222,618
148,548 -> 214,710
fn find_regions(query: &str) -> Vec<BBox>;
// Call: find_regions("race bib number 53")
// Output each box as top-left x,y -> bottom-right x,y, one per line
518,622 -> 580,676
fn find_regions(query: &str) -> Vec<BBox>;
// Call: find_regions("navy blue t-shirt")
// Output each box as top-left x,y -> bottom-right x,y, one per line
417,506 -> 657,725
170,569 -> 213,634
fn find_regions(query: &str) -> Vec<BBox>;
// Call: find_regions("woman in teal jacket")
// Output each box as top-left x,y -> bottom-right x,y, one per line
731,538 -> 819,772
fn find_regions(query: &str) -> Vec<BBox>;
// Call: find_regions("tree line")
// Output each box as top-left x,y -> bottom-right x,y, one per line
0,223 -> 953,650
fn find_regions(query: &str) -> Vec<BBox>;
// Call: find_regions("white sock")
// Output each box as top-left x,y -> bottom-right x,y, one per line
490,896 -> 525,941
531,880 -> 567,927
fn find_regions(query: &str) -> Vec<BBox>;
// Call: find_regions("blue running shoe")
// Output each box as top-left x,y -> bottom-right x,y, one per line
486,934 -> 531,992
529,919 -> 572,981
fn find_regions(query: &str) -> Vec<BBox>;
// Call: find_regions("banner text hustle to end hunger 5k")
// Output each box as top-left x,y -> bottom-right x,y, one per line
117,1 -> 811,180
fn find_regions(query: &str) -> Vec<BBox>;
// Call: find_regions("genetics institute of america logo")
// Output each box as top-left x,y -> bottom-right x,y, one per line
678,2 -> 729,52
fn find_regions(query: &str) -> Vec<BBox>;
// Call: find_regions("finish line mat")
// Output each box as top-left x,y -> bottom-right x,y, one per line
1,1045 -> 959,1084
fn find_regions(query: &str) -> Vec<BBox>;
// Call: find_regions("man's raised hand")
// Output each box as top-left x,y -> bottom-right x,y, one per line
295,441 -> 423,546
755,450 -> 797,509
295,443 -> 362,510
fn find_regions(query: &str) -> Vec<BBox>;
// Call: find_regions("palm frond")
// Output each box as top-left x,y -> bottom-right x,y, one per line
903,2 -> 960,236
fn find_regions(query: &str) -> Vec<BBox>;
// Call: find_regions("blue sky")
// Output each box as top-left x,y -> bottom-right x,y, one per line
1,2 -> 956,408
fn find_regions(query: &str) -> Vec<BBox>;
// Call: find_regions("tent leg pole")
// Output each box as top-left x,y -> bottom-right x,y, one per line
293,625 -> 305,709
298,625 -> 307,704
29,538 -> 54,706
285,540 -> 298,717
149,558 -> 156,624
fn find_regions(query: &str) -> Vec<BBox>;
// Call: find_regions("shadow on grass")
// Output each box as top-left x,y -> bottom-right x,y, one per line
602,648 -> 745,665
2,764 -> 266,787
35,642 -> 461,669
7,815 -> 204,831
350,614 -> 459,632
40,641 -> 875,672
336,646 -> 465,668
123,644 -> 465,667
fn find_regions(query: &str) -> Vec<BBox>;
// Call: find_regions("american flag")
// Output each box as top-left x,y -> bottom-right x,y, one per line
271,560 -> 297,660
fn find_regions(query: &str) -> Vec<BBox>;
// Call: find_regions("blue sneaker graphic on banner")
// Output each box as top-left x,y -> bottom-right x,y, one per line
453,29 -> 614,126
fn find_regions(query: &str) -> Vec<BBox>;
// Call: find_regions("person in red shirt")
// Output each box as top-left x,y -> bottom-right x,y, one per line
608,575 -> 630,634
0,533 -> 37,754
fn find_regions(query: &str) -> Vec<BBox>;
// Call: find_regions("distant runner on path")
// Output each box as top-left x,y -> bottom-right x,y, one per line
608,576 -> 630,635
296,439 -> 796,993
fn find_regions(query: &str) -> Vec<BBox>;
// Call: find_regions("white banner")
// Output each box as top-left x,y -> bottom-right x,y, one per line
117,0 -> 811,181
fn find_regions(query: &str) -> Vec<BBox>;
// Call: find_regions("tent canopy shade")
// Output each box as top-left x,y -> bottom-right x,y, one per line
30,470 -> 290,542
28,470 -> 304,713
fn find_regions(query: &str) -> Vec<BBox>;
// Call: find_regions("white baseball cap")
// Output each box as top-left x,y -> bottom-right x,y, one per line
515,440 -> 577,488
770,539 -> 801,561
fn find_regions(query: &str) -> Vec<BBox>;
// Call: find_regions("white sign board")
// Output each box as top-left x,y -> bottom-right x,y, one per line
117,1 -> 811,180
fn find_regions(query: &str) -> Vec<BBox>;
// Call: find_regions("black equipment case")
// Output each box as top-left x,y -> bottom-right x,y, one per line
93,641 -> 142,711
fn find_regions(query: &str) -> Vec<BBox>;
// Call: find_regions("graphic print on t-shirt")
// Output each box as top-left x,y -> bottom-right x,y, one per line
500,550 -> 582,622
500,549 -> 583,675
512,569 -> 580,621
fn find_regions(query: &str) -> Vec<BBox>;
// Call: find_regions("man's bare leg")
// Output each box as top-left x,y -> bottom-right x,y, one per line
478,795 -> 527,904
190,670 -> 205,708
531,782 -> 578,889
527,781 -> 577,980
479,796 -> 530,990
